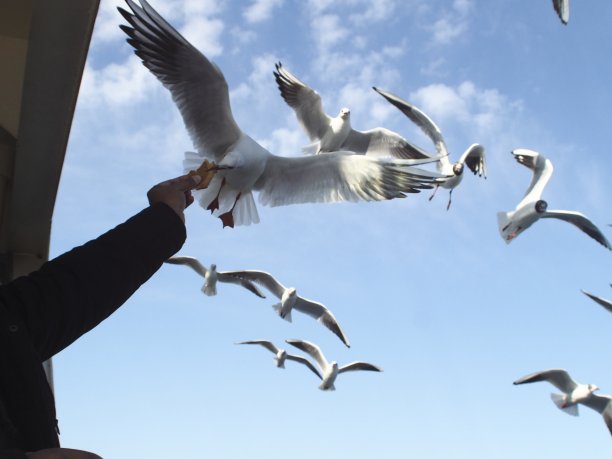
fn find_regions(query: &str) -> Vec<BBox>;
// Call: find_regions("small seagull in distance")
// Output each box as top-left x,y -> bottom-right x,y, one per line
236,340 -> 322,379
224,270 -> 350,347
552,0 -> 569,25
165,256 -> 265,298
497,149 -> 611,249
514,368 -> 612,435
581,286 -> 612,313
286,339 -> 382,391
373,87 -> 486,210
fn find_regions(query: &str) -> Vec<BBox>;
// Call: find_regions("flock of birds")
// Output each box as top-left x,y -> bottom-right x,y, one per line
116,0 -> 612,441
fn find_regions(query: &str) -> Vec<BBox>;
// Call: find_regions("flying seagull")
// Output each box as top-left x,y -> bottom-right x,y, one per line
223,270 -> 350,348
552,0 -> 569,25
514,369 -> 612,435
581,286 -> 612,313
118,0 -> 445,228
286,339 -> 382,391
236,340 -> 322,379
373,87 -> 486,210
497,149 -> 611,249
164,256 -> 265,298
273,62 -> 436,160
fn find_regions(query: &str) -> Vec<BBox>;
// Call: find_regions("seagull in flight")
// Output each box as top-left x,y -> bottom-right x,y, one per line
373,87 -> 486,210
286,339 -> 382,391
223,270 -> 350,348
118,0 -> 444,228
581,286 -> 612,313
552,0 -> 570,24
236,340 -> 322,379
514,368 -> 612,435
164,256 -> 265,298
497,149 -> 611,249
273,62 -> 436,160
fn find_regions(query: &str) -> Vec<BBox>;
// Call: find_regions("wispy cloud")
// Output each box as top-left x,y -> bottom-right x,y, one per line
243,0 -> 284,23
430,0 -> 474,45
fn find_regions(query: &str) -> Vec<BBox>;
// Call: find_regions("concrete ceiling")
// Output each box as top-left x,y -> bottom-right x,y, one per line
0,0 -> 99,279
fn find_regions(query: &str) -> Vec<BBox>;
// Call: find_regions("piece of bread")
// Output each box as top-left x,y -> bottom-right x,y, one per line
189,159 -> 217,189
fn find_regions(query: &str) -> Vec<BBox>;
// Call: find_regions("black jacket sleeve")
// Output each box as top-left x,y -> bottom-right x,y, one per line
1,202 -> 186,361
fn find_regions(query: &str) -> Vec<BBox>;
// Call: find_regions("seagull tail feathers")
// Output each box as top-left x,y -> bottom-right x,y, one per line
550,393 -> 579,416
202,282 -> 216,296
301,141 -> 320,155
272,303 -> 292,322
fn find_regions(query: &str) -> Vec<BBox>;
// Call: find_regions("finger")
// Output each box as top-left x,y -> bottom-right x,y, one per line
171,173 -> 202,191
185,190 -> 194,208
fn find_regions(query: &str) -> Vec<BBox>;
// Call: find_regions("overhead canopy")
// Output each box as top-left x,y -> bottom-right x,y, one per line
0,0 -> 99,279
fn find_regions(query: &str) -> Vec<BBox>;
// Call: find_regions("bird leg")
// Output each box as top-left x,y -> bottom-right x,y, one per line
219,192 -> 242,228
446,189 -> 454,211
428,184 -> 439,202
206,177 -> 226,213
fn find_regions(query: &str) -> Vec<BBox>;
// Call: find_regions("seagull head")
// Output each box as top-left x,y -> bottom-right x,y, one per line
210,263 -> 217,271
534,200 -> 548,213
339,108 -> 350,120
452,163 -> 464,176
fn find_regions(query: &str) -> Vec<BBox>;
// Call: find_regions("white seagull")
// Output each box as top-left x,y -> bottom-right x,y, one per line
223,270 -> 350,348
118,1 -> 444,228
497,149 -> 611,249
514,369 -> 612,435
286,339 -> 382,391
164,256 -> 265,298
552,0 -> 570,25
373,87 -> 486,210
581,286 -> 612,313
236,340 -> 322,379
273,62 -> 436,160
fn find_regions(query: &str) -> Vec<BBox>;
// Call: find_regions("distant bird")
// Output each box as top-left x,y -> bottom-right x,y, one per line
273,62 -> 435,160
514,369 -> 612,435
497,149 -> 611,249
286,339 -> 382,391
164,256 -> 265,298
552,0 -> 569,25
581,286 -> 612,313
118,1 -> 444,228
373,87 -> 486,210
224,270 -> 350,348
236,340 -> 322,379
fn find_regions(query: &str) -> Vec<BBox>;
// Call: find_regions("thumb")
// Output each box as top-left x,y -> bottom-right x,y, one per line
173,173 -> 202,191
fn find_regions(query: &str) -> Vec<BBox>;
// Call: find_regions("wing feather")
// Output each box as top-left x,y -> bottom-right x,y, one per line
513,369 -> 578,393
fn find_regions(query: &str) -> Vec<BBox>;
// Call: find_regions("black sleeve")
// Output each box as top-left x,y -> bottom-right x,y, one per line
0,449 -> 27,459
0,202 -> 186,361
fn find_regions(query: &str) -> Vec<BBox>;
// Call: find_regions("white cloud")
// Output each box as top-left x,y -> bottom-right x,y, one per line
243,0 -> 284,23
429,0 -> 474,45
312,14 -> 350,50
180,16 -> 224,57
348,0 -> 397,25
258,127 -> 304,156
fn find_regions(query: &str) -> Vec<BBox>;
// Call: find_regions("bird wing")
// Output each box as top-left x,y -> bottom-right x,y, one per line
164,256 -> 207,277
255,151 -> 443,207
342,128 -> 440,160
286,354 -> 323,380
552,0 -> 569,24
273,62 -> 332,141
221,270 -> 286,299
236,340 -> 279,354
457,143 -> 486,178
372,87 -> 448,160
118,0 -> 241,161
217,272 -> 266,298
581,290 -> 612,313
512,149 -> 554,208
293,296 -> 350,348
513,369 -> 577,393
285,339 -> 328,372
542,211 -> 612,250
338,362 -> 383,374
581,393 -> 612,415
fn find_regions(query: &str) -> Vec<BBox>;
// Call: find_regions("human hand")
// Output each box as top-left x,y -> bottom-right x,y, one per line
26,447 -> 103,459
147,174 -> 202,223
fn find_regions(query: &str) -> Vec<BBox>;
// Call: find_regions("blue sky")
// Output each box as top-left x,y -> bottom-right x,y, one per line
49,1 -> 611,457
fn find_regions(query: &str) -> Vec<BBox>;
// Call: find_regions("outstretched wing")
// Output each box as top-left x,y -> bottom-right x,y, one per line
236,340 -> 280,354
294,297 -> 350,348
286,354 -> 323,380
338,362 -> 383,374
457,143 -> 486,178
285,339 -> 328,372
215,272 -> 266,298
118,0 -> 241,160
256,151 -> 444,207
222,270 -> 286,299
542,210 -> 612,250
274,62 -> 331,141
552,0 -> 569,25
512,149 -> 554,207
343,127 -> 435,160
581,290 -> 612,313
164,256 -> 207,278
513,369 -> 577,393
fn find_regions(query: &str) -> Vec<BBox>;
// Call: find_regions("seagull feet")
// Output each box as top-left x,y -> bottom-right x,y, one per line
428,185 -> 439,202
206,178 -> 226,213
218,191 -> 242,229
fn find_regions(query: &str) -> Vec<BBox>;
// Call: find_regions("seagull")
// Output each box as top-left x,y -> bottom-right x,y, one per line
164,256 -> 266,298
273,62 -> 436,160
581,286 -> 612,313
373,87 -> 486,210
552,0 -> 569,25
513,369 -> 612,435
497,149 -> 611,249
118,1 -> 445,228
223,270 -> 350,348
235,340 -> 322,379
286,339 -> 382,391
